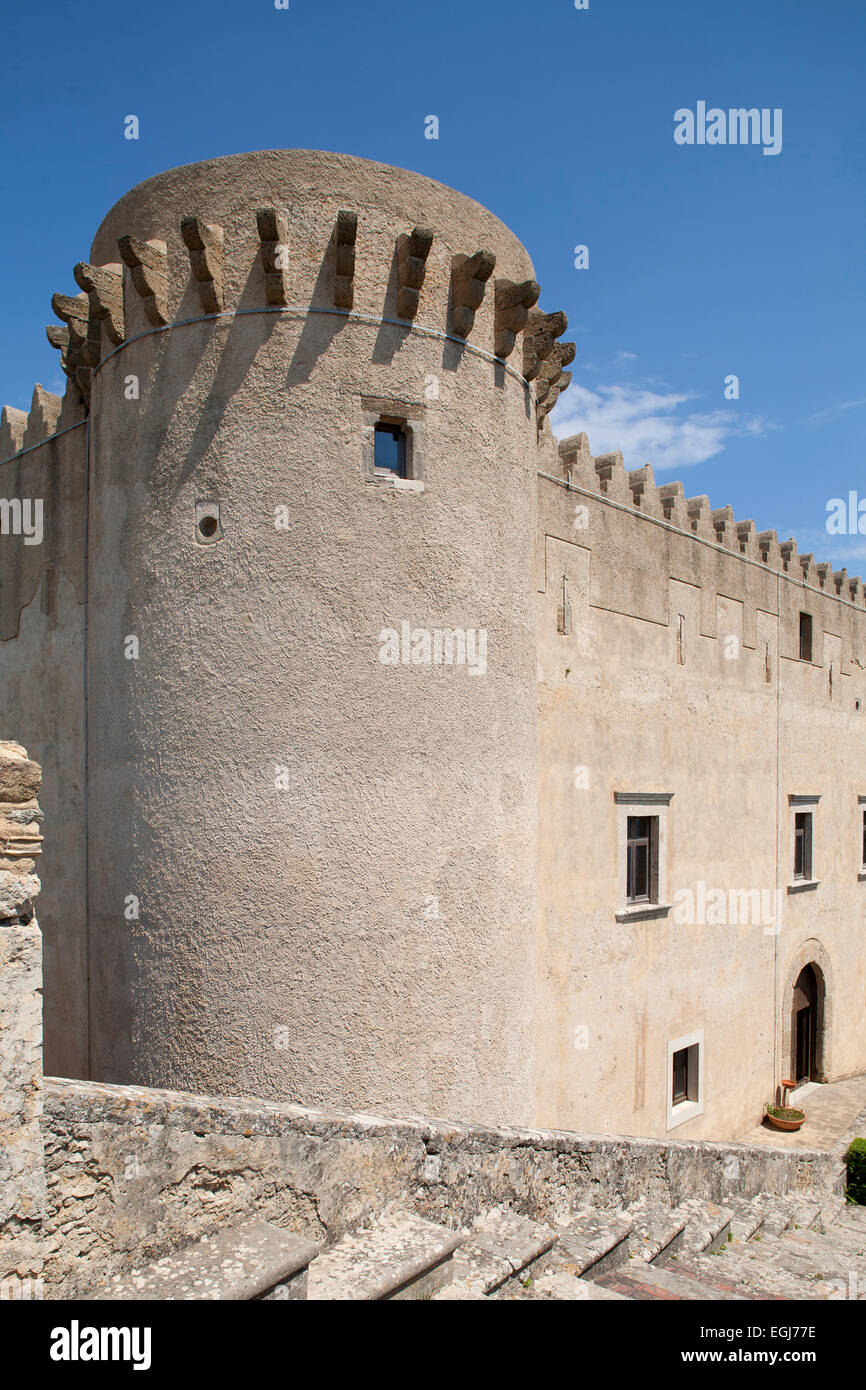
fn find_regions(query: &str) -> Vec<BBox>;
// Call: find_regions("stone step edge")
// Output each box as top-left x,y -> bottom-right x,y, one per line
88,1220 -> 321,1301
511,1272 -> 632,1301
672,1240 -> 845,1300
445,1214 -> 560,1297
600,1260 -> 747,1302
672,1199 -> 734,1256
307,1212 -> 462,1301
625,1201 -> 688,1264
551,1211 -> 634,1279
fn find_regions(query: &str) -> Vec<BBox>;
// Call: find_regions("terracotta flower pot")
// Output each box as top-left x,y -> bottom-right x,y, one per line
765,1109 -> 806,1132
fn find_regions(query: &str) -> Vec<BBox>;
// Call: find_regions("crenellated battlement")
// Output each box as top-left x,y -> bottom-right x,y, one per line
0,383 -> 71,460
556,431 -> 865,610
1,169 -> 574,453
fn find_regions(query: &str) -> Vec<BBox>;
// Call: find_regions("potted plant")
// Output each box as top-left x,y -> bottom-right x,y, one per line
764,1102 -> 806,1132
764,1081 -> 806,1131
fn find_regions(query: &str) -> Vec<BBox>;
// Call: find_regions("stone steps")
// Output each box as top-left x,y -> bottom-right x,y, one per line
625,1198 -> 688,1263
788,1201 -> 824,1231
594,1260 -> 747,1301
308,1210 -> 461,1300
647,1210 -> 865,1300
665,1251 -> 826,1300
543,1208 -> 633,1279
668,1198 -> 734,1257
752,1194 -> 822,1237
595,1192 -> 865,1303
80,1187 -> 866,1302
501,1271 -> 631,1301
776,1228 -> 866,1275
836,1203 -> 866,1230
89,1220 -> 321,1301
438,1209 -> 558,1297
793,1219 -> 866,1256
437,1193 -> 865,1301
668,1236 -> 845,1301
724,1196 -> 766,1243
816,1197 -> 848,1232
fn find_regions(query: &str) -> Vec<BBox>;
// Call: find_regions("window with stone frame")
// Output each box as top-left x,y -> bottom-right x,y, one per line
614,792 -> 673,922
361,398 -> 425,488
667,1030 -> 704,1130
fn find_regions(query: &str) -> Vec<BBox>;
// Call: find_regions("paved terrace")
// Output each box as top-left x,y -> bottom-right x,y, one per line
737,1074 -> 866,1154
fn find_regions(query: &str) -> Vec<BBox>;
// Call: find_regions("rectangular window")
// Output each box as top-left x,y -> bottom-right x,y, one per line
794,811 -> 813,881
616,793 -> 672,921
363,398 -> 425,488
626,816 -> 658,903
799,611 -> 813,662
862,809 -> 866,870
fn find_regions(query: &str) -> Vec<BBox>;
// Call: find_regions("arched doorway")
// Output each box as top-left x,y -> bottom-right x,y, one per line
791,964 -> 818,1082
781,943 -> 832,1088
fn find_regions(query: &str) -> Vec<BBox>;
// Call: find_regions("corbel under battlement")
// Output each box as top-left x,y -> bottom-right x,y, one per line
0,204 -> 577,457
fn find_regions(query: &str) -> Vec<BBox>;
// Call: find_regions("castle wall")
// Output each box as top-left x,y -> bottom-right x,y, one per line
80,152 -> 541,1125
0,416 -> 88,1080
2,149 -> 862,1145
535,440 -> 866,1140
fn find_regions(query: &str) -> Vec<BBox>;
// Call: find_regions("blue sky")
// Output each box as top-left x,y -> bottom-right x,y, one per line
2,0 -> 864,567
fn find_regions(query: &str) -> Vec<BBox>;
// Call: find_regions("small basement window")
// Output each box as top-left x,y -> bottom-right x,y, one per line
672,1044 -> 699,1105
799,611 -> 813,662
667,1029 -> 704,1129
373,423 -> 407,478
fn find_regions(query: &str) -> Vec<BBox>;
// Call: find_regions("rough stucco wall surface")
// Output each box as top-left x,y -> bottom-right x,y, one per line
41,1078 -> 839,1298
83,150 -> 538,1125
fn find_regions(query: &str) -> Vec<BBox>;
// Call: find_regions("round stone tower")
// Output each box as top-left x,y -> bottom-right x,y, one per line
71,150 -> 572,1126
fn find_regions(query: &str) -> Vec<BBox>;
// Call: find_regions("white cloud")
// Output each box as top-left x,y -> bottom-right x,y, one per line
551,381 -> 775,472
804,397 -> 866,427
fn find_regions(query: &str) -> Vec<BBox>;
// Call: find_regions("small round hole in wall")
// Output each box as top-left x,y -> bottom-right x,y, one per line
198,515 -> 218,539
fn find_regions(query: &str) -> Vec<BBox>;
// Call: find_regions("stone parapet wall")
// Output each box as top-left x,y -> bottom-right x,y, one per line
0,743 -> 45,1286
41,1076 -> 841,1298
